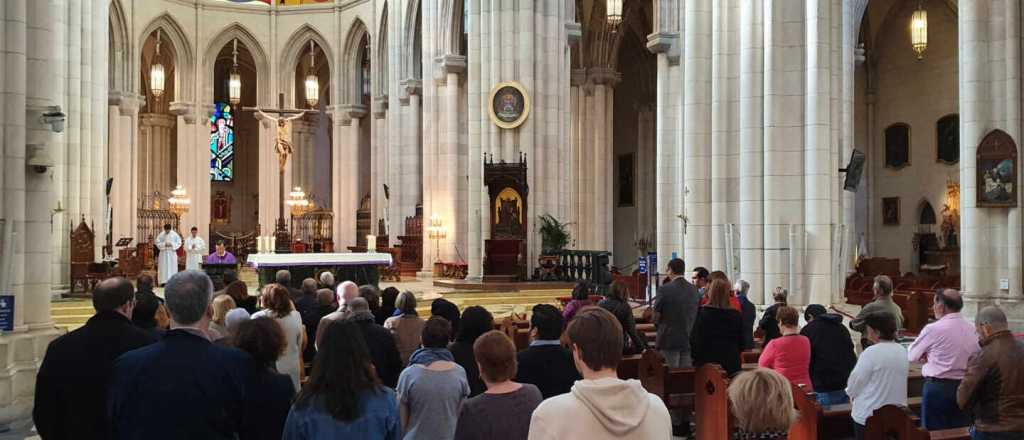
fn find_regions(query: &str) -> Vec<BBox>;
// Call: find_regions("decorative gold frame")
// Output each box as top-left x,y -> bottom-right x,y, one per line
487,81 -> 531,129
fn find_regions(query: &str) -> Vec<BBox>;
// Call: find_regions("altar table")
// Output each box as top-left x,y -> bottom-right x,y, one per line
247,252 -> 393,288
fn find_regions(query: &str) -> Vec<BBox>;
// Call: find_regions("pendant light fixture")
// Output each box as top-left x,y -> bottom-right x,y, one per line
228,39 -> 242,106
911,1 -> 928,60
606,0 -> 623,28
304,41 -> 319,109
150,29 -> 166,99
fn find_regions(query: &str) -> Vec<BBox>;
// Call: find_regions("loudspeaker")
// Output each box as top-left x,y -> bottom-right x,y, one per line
842,149 -> 866,192
106,178 -> 113,196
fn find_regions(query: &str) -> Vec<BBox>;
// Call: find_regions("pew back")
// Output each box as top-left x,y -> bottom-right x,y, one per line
694,364 -> 733,440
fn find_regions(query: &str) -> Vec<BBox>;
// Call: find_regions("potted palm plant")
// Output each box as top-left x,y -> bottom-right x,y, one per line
537,214 -> 571,280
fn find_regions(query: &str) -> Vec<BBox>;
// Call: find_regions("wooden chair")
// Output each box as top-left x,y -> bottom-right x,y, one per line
69,220 -> 110,293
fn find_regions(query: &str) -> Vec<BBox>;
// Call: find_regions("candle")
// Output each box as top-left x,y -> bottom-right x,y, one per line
367,235 -> 377,252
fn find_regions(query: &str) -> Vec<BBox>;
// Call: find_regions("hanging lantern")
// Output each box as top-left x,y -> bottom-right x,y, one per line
911,2 -> 928,60
150,29 -> 166,99
606,0 -> 623,28
304,41 -> 319,108
228,39 -> 242,106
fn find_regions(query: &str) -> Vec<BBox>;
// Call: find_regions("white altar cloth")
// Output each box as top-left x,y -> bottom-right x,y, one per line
247,252 -> 393,269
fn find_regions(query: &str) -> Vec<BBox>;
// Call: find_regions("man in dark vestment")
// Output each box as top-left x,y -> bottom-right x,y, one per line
34,278 -> 157,440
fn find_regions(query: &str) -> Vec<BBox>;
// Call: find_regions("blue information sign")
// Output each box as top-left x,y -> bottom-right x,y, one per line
648,252 -> 658,273
0,295 -> 14,332
638,257 -> 647,274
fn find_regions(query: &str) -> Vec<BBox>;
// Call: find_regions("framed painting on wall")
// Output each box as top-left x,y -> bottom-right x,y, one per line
882,197 -> 900,226
976,129 -> 1018,208
885,123 -> 910,169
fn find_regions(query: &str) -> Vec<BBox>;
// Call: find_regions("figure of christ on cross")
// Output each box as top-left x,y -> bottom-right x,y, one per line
244,93 -> 319,248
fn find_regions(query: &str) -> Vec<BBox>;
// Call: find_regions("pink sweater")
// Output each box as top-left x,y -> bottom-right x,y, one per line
758,334 -> 815,392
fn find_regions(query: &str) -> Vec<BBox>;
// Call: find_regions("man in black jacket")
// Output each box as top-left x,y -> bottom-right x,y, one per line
733,279 -> 757,350
34,277 -> 158,440
800,304 -> 857,406
346,297 -> 403,387
109,270 -> 259,440
515,304 -> 581,398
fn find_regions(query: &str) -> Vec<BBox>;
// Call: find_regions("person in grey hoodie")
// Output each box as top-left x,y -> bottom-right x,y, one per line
528,307 -> 671,440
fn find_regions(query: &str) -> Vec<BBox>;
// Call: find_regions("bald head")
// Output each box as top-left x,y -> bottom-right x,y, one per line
935,288 -> 964,316
347,297 -> 370,314
976,306 -> 1008,331
93,277 -> 135,314
337,281 -> 359,308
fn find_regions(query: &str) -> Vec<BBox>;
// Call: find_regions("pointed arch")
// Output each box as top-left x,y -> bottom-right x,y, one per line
138,13 -> 196,101
376,2 -> 389,96
341,18 -> 371,105
403,0 -> 422,80
918,199 -> 937,225
279,24 -> 335,106
202,23 -> 271,106
109,0 -> 130,92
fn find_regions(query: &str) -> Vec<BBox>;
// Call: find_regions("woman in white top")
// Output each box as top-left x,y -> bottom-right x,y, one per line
846,311 -> 908,440
252,283 -> 305,390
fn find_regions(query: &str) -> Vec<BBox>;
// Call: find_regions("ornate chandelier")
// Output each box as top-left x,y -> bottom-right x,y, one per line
606,0 -> 623,28
168,185 -> 191,218
229,39 -> 242,106
286,187 -> 311,216
911,2 -> 928,60
150,29 -> 165,99
304,41 -> 319,109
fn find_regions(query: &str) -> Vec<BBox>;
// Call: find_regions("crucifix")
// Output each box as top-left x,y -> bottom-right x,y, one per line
244,93 -> 317,252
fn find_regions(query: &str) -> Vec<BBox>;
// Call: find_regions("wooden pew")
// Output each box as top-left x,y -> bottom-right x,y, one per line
499,317 -> 531,351
617,353 -> 643,380
693,363 -> 734,440
638,349 -> 695,412
864,405 -> 969,440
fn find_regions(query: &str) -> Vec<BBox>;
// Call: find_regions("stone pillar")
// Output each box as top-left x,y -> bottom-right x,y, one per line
339,104 -> 367,251
256,112 -> 277,235
170,102 -> 199,233
438,55 -> 465,263
372,97 -> 388,237
291,118 -> 316,194
649,25 -> 681,266
738,0 -> 765,302
328,104 -> 345,242
138,114 -> 175,202
107,92 -> 142,245
682,0 -> 713,267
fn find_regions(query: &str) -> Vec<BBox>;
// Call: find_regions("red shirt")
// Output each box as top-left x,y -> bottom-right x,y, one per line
699,294 -> 741,312
758,334 -> 815,392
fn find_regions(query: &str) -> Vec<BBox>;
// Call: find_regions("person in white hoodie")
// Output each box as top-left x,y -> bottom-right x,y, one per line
528,307 -> 671,440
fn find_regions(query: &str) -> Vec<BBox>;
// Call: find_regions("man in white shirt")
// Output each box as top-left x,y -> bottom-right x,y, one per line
155,224 -> 182,286
183,227 -> 206,271
846,311 -> 908,440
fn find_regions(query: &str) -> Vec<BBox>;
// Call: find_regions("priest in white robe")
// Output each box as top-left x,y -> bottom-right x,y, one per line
155,223 -> 182,285
184,226 -> 206,271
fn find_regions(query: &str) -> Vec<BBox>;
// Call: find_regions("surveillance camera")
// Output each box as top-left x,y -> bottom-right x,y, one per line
26,144 -> 54,174
40,106 -> 66,133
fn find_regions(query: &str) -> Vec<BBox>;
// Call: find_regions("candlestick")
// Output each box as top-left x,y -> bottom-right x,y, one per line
367,235 -> 377,252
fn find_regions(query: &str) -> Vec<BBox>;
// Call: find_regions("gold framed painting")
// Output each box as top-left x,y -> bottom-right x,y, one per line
487,81 -> 531,129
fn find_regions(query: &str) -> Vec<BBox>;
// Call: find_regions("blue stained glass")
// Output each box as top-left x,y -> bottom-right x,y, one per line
210,102 -> 235,181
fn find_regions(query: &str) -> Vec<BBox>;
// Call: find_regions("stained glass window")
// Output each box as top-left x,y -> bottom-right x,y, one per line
210,102 -> 235,181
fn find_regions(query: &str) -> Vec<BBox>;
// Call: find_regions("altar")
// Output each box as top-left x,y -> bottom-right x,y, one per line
247,252 -> 393,288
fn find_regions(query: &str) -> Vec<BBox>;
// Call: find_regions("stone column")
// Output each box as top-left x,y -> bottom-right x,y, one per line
372,97 -> 388,237
648,29 -> 680,265
138,113 -> 176,200
327,104 -> 345,242
108,92 -> 142,245
438,55 -> 465,263
291,118 -> 316,194
682,0 -> 713,267
339,104 -> 367,251
738,0 -> 765,301
255,112 -> 277,235
170,102 -> 199,233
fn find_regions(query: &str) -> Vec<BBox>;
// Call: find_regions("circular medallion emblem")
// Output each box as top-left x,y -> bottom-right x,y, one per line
488,81 -> 530,129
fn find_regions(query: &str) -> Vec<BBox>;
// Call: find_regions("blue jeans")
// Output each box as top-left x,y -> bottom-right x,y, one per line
922,379 -> 971,430
971,427 -> 1024,440
660,350 -> 692,369
816,389 -> 850,407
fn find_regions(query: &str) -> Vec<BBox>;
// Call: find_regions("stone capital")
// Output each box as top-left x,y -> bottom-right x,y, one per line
588,67 -> 621,86
437,54 -> 467,75
646,32 -> 680,65
566,22 -> 583,45
400,78 -> 423,105
168,101 -> 197,124
341,103 -> 369,120
373,96 -> 389,119
109,91 -> 144,116
570,69 -> 588,87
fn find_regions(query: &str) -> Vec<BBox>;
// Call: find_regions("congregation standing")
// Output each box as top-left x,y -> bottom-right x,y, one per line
31,254 -> 1024,440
